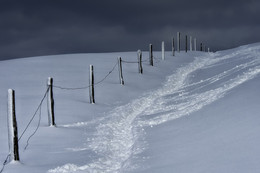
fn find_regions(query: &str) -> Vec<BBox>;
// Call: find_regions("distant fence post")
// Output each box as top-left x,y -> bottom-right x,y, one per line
149,44 -> 153,66
118,57 -> 125,85
177,32 -> 180,52
208,47 -> 210,52
185,35 -> 188,52
162,41 -> 165,60
47,77 -> 56,126
200,43 -> 203,51
89,65 -> 95,103
194,38 -> 197,51
7,89 -> 20,161
137,50 -> 143,74
190,36 -> 193,51
172,37 -> 175,56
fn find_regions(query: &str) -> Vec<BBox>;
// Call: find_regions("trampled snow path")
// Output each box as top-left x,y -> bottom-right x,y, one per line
48,45 -> 260,173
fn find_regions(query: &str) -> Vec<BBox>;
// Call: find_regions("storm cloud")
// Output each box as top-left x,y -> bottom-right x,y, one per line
0,0 -> 259,60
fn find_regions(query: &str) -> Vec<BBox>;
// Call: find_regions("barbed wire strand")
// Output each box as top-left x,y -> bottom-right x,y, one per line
94,61 -> 118,86
54,56 -> 153,91
122,58 -> 150,64
0,154 -> 11,173
18,87 -> 49,142
53,85 -> 89,90
53,60 -> 118,90
121,60 -> 138,64
24,105 -> 42,151
1,53 -> 163,173
1,87 -> 49,173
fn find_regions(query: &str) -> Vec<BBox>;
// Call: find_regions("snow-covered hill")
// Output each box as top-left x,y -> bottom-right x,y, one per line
1,43 -> 260,173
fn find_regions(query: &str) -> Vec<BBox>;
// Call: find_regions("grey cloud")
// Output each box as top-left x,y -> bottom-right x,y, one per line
0,0 -> 259,60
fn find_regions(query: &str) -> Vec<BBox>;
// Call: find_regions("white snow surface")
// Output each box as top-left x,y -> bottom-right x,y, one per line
1,43 -> 260,173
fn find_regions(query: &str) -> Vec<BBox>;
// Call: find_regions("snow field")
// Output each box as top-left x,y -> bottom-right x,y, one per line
0,51 -> 192,172
1,43 -> 260,173
48,43 -> 260,172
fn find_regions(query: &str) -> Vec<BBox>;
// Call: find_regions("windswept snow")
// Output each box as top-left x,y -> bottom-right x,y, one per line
1,43 -> 260,173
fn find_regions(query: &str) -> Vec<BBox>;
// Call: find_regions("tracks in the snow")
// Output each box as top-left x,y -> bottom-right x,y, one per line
48,46 -> 260,173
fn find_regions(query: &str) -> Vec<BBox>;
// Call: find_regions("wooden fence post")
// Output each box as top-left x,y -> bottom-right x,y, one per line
149,44 -> 153,66
200,43 -> 203,51
89,65 -> 95,103
185,35 -> 188,52
172,37 -> 175,56
194,38 -> 197,51
137,50 -> 143,74
162,41 -> 165,60
177,32 -> 180,52
118,57 -> 125,85
190,36 -> 193,51
47,77 -> 56,126
7,89 -> 20,161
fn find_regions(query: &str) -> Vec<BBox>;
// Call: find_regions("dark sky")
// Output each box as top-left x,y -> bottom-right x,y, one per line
0,0 -> 259,60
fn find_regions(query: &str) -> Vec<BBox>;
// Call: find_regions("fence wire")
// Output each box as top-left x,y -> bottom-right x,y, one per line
121,60 -> 139,64
122,58 -> 150,64
53,61 -> 119,90
53,85 -> 89,90
0,154 -> 10,173
0,54 -> 160,172
0,87 -> 49,173
18,87 -> 50,143
24,105 -> 42,151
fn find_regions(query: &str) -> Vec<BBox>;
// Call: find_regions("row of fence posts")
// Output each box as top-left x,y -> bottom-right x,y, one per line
4,57 -> 143,164
4,55 -> 145,165
5,79 -> 55,165
175,32 -> 209,53
3,31 -> 209,168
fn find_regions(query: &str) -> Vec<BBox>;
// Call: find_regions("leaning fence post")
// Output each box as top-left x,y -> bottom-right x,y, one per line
162,41 -> 165,60
89,65 -> 95,103
137,50 -> 143,74
47,77 -> 55,126
172,37 -> 175,56
177,32 -> 180,52
7,89 -> 20,161
149,44 -> 153,66
118,57 -> 125,85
